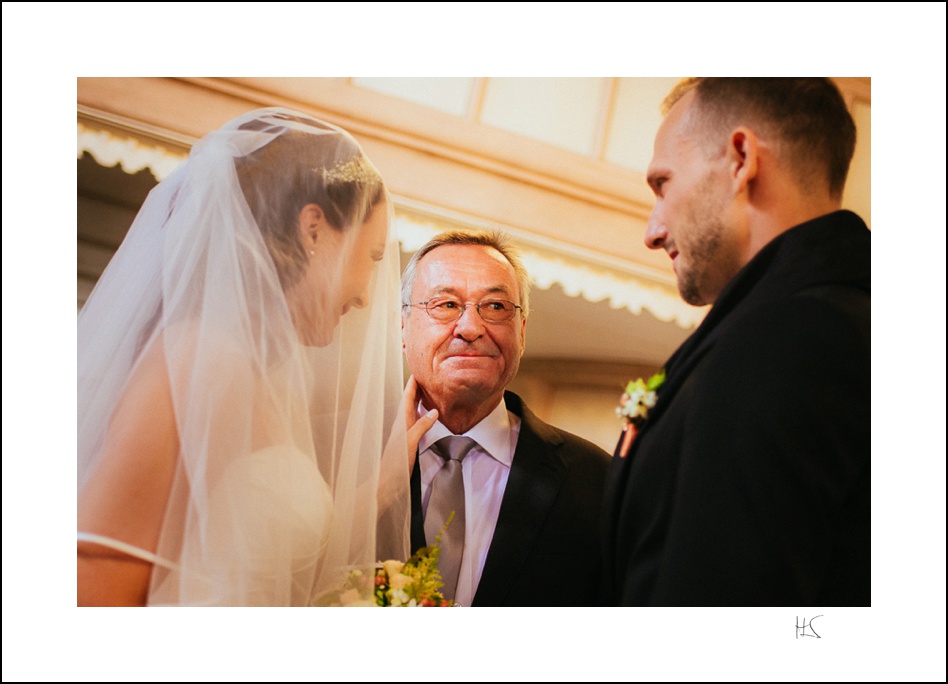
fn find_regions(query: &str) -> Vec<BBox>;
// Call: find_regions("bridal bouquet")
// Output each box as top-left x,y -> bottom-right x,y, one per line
373,545 -> 453,607
317,544 -> 453,607
316,517 -> 456,607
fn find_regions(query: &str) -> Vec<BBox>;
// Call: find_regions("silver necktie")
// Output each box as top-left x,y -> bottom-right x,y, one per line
424,436 -> 477,602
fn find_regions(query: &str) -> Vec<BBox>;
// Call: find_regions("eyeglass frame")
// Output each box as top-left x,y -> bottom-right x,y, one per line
402,295 -> 524,324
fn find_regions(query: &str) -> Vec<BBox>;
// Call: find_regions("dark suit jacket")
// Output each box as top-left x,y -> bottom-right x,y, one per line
411,391 -> 610,606
604,210 -> 871,607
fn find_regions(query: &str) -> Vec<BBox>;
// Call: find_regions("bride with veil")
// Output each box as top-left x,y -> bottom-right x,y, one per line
77,108 -> 435,606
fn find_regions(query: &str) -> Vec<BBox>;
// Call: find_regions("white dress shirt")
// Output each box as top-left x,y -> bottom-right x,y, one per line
417,397 -> 521,607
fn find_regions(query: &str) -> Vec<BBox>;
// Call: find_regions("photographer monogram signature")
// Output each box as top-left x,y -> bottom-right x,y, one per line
795,615 -> 822,639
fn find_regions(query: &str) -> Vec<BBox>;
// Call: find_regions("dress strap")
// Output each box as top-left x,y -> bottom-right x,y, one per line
77,531 -> 181,572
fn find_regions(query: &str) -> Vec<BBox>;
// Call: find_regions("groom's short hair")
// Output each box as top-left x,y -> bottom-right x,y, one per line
664,77 -> 856,200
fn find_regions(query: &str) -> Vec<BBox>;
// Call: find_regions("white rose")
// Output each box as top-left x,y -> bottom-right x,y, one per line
382,560 -> 405,577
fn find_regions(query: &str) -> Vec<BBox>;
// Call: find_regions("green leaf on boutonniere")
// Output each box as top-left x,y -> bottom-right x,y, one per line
646,369 -> 665,391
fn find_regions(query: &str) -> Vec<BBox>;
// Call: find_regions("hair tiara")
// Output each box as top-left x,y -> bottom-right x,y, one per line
321,157 -> 381,184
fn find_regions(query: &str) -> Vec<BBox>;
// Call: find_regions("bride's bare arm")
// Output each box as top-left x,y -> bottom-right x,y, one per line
77,344 -> 179,606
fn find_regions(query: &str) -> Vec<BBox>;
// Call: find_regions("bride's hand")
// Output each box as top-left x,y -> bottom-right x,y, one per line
404,375 -> 437,472
375,376 -> 438,532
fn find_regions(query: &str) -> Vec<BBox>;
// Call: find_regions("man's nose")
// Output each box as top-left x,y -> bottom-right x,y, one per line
453,303 -> 485,340
644,209 -> 667,251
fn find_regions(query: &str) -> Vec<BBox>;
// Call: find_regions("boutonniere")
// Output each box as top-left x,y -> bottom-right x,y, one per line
615,369 -> 665,458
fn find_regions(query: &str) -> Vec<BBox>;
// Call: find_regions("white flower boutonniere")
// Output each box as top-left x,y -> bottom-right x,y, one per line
615,369 -> 665,457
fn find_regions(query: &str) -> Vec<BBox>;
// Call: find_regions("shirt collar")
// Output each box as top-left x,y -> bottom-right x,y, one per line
417,397 -> 515,467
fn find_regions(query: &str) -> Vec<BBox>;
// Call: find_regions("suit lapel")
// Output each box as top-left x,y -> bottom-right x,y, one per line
472,392 -> 568,606
603,248 -> 753,539
606,212 -> 869,514
603,211 -> 872,595
608,218 -> 785,477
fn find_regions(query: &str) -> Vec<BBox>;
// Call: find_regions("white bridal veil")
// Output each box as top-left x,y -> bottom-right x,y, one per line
78,108 -> 410,605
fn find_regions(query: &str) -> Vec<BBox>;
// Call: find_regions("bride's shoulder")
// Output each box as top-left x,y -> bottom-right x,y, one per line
114,321 -> 239,436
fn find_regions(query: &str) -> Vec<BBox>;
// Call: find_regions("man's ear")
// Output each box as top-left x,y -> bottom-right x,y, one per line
297,203 -> 325,252
726,127 -> 759,195
519,316 -> 527,357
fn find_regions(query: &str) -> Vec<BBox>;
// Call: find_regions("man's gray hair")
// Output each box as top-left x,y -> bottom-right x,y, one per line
400,229 -> 531,318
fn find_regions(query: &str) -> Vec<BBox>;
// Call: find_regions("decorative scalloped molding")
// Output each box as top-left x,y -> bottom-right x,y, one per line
77,122 -> 186,181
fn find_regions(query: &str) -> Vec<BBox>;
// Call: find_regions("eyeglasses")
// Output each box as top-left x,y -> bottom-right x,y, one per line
404,296 -> 523,324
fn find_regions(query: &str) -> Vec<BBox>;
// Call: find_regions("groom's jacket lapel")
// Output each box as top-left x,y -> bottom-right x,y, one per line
606,215 -> 804,494
603,221 -> 820,587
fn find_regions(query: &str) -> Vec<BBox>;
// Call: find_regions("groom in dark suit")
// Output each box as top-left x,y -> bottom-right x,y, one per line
401,230 -> 610,606
604,78 -> 870,606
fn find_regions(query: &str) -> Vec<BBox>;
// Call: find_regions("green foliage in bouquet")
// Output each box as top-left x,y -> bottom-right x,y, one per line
374,544 -> 453,607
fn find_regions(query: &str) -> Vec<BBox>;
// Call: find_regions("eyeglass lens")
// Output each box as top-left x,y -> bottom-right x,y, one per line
426,297 -> 518,323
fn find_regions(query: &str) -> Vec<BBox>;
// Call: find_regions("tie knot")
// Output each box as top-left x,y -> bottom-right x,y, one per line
432,436 -> 477,463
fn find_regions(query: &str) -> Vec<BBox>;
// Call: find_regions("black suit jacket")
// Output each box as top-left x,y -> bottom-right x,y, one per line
411,391 -> 610,606
603,211 -> 871,606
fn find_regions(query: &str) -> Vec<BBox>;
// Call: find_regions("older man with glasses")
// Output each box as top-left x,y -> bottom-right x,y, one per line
400,229 -> 610,607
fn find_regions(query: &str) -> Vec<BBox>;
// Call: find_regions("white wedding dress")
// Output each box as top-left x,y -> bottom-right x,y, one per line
165,445 -> 334,606
79,445 -> 334,606
78,108 -> 411,607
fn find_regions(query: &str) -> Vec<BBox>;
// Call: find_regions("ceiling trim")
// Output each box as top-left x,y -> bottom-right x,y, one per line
78,106 -> 196,154
77,119 -> 187,181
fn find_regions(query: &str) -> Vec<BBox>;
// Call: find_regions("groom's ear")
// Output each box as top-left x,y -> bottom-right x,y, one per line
297,203 -> 326,250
